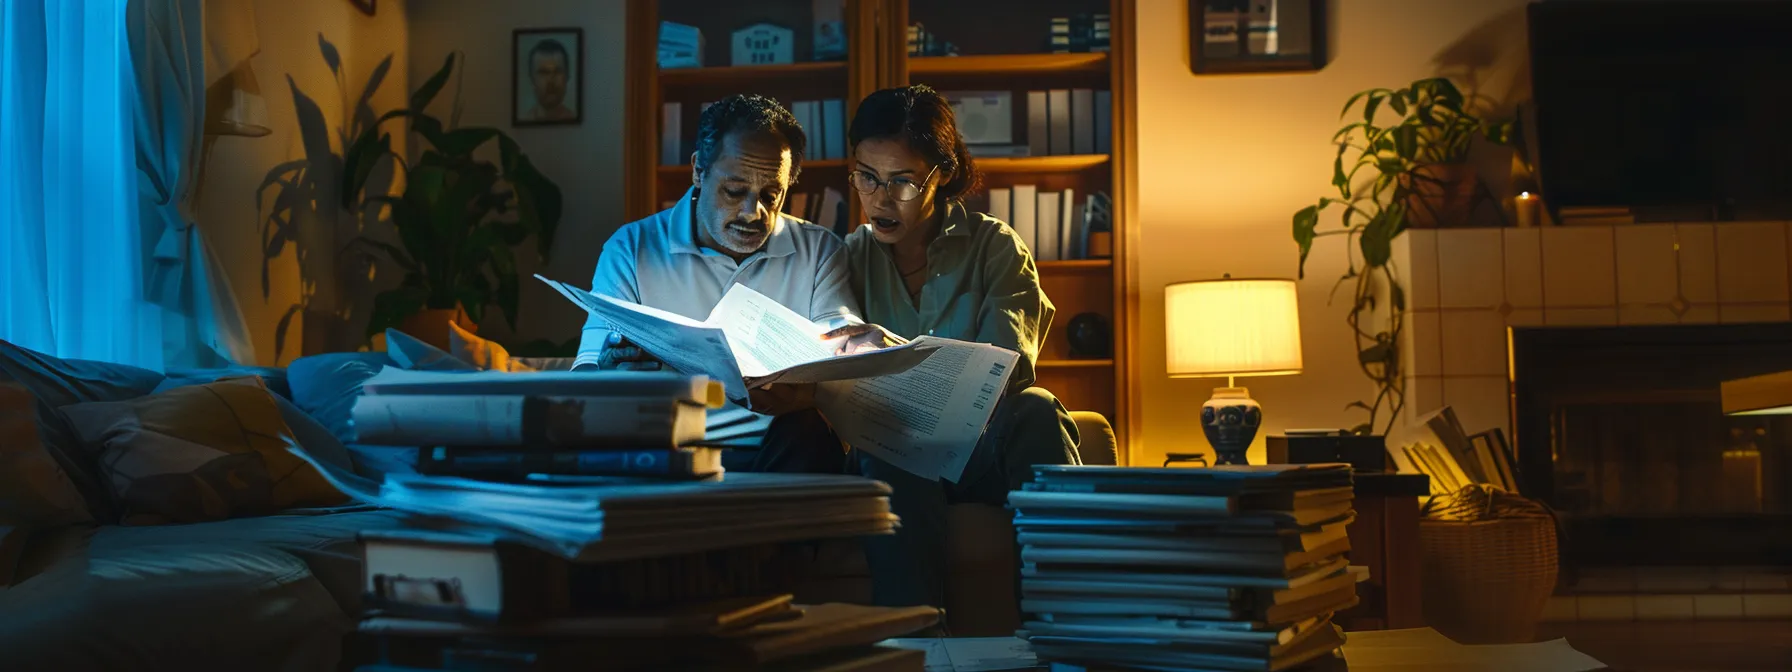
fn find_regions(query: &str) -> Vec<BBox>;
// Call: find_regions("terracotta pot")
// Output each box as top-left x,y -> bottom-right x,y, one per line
1405,163 -> 1478,228
397,305 -> 476,351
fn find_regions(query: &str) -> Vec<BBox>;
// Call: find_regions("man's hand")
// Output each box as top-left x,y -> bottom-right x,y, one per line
747,383 -> 816,416
597,332 -> 663,371
822,323 -> 908,356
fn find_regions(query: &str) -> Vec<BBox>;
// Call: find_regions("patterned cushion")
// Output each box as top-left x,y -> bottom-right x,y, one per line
60,376 -> 348,526
0,383 -> 92,586
0,339 -> 167,523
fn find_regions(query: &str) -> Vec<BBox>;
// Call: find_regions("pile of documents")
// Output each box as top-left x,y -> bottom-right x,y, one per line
1011,464 -> 1360,671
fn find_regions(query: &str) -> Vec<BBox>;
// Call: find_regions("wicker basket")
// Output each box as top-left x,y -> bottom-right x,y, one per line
1419,512 -> 1559,644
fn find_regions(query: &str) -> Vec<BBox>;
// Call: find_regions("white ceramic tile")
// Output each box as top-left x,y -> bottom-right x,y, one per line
1406,229 -> 1440,311
1715,221 -> 1790,303
1437,229 -> 1505,309
1505,307 -> 1545,327
1619,305 -> 1679,326
1541,596 -> 1579,622
1439,310 -> 1507,376
1407,376 -> 1445,419
1694,594 -> 1745,618
1542,227 -> 1617,308
1681,305 -> 1721,325
1615,224 -> 1680,307
1576,595 -> 1636,621
1675,223 -> 1719,304
1442,376 -> 1510,437
1407,311 -> 1442,377
1545,307 -> 1618,326
1743,593 -> 1792,618
1720,304 -> 1792,324
1634,595 -> 1696,620
1503,228 -> 1543,308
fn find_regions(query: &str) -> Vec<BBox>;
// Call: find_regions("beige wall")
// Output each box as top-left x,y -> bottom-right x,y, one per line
407,1 -> 628,348
1131,0 -> 1532,465
195,0 -> 409,366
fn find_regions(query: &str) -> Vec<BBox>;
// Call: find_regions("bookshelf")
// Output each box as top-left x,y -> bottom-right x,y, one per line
624,0 -> 1139,461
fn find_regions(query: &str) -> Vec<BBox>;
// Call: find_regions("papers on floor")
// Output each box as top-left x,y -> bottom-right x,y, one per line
288,446 -> 895,563
1340,627 -> 1606,672
538,275 -> 1020,483
881,636 -> 1037,671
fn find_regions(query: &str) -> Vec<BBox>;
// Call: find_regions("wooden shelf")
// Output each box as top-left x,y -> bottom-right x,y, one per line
659,61 -> 847,88
1037,358 -> 1114,369
978,155 -> 1109,174
1039,259 -> 1112,272
910,53 -> 1108,76
657,159 -> 846,177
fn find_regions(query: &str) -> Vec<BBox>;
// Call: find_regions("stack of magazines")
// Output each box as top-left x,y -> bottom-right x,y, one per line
1011,464 -> 1360,672
285,369 -> 931,670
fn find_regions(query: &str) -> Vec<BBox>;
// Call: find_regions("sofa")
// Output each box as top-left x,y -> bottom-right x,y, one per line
0,337 -> 1114,670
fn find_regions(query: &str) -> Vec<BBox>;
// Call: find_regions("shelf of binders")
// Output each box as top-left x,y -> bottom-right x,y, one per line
909,53 -> 1108,76
977,154 -> 1108,174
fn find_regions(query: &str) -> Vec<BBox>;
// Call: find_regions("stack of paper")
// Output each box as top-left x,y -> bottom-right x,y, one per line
1013,464 -> 1359,671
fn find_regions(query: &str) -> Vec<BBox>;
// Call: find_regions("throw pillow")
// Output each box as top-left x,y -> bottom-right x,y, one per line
1,383 -> 92,587
60,376 -> 348,525
446,321 -> 537,372
385,328 -> 477,372
0,339 -> 167,523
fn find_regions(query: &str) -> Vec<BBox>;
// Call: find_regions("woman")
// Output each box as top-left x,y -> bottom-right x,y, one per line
828,84 -> 1081,609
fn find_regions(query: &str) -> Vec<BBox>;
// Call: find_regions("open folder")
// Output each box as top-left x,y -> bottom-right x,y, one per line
537,276 -> 1019,482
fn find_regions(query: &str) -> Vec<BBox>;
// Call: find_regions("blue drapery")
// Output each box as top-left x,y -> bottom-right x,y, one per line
0,0 -> 162,369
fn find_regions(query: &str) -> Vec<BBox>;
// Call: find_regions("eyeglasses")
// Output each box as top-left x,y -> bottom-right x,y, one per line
846,166 -> 938,203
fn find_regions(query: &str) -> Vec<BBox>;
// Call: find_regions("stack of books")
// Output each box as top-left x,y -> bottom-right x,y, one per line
1011,464 -> 1360,672
299,368 -> 933,670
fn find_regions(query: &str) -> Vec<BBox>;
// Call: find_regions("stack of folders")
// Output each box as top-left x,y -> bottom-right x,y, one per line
350,368 -> 728,480
1011,464 -> 1360,672
299,370 -> 929,670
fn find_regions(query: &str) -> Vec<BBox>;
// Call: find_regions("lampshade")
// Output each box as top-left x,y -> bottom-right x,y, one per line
1165,277 -> 1303,378
1722,370 -> 1792,415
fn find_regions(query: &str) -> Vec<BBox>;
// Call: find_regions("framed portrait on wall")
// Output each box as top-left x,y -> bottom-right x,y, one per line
1189,0 -> 1326,74
513,28 -> 583,127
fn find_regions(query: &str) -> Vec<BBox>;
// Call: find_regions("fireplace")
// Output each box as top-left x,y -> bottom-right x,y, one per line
1511,323 -> 1792,566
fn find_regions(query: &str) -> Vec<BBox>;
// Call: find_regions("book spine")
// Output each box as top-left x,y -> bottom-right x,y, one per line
351,395 -> 705,448
418,447 -> 715,478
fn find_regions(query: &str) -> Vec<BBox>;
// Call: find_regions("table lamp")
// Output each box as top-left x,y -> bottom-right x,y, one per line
1165,275 -> 1304,465
1722,370 -> 1792,416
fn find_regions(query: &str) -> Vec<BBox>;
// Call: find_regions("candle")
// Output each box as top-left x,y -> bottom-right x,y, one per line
1515,192 -> 1540,228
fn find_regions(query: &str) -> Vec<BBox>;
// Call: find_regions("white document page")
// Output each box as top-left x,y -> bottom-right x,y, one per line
538,276 -> 748,400
817,338 -> 1018,482
706,281 -> 838,377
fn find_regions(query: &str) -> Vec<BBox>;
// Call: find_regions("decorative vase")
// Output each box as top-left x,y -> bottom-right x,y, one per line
398,305 -> 476,351
1405,162 -> 1478,228
1067,312 -> 1111,358
1201,387 -> 1262,466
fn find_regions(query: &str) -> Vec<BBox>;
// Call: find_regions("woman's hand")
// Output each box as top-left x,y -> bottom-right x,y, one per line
822,323 -> 909,355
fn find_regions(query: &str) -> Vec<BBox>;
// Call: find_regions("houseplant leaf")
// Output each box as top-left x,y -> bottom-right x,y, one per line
366,286 -> 429,338
1292,205 -> 1320,279
411,53 -> 456,113
317,34 -> 341,74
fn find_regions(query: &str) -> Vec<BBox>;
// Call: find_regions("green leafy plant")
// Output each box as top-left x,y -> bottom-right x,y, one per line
339,53 -> 563,339
1291,77 -> 1511,435
257,35 -> 394,360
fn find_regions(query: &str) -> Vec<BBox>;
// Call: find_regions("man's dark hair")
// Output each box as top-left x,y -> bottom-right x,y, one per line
693,94 -> 807,183
847,84 -> 980,201
530,39 -> 569,69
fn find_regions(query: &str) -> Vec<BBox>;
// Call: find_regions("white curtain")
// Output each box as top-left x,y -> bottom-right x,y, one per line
0,0 -> 163,369
127,0 -> 254,368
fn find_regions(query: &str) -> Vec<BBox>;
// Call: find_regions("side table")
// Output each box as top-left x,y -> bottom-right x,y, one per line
1338,472 -> 1428,631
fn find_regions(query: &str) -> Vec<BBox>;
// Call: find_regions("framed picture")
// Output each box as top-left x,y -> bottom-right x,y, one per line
1188,0 -> 1326,74
513,28 -> 583,127
348,0 -> 375,17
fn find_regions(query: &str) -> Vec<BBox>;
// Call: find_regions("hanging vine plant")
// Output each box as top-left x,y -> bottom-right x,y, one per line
1292,77 -> 1512,436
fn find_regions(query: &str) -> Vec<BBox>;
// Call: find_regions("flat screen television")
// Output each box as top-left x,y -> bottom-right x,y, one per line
1528,1 -> 1792,213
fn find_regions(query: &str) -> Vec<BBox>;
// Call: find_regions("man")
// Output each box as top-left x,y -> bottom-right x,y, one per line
574,94 -> 854,473
526,39 -> 575,122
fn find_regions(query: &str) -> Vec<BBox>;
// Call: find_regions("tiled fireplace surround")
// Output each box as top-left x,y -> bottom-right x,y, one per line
1400,221 -> 1792,622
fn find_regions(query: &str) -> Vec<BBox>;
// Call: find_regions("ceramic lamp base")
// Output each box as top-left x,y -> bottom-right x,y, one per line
1201,386 -> 1263,466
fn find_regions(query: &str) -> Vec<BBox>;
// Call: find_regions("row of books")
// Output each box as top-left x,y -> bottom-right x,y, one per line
1013,463 -> 1360,671
989,185 -> 1094,262
1387,406 -> 1520,495
1050,14 -> 1112,54
960,89 -> 1112,159
323,368 -> 935,670
659,99 -> 848,167
658,187 -> 850,239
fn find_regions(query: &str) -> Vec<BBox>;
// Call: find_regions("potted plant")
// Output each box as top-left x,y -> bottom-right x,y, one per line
339,53 -> 563,349
1291,77 -> 1510,435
